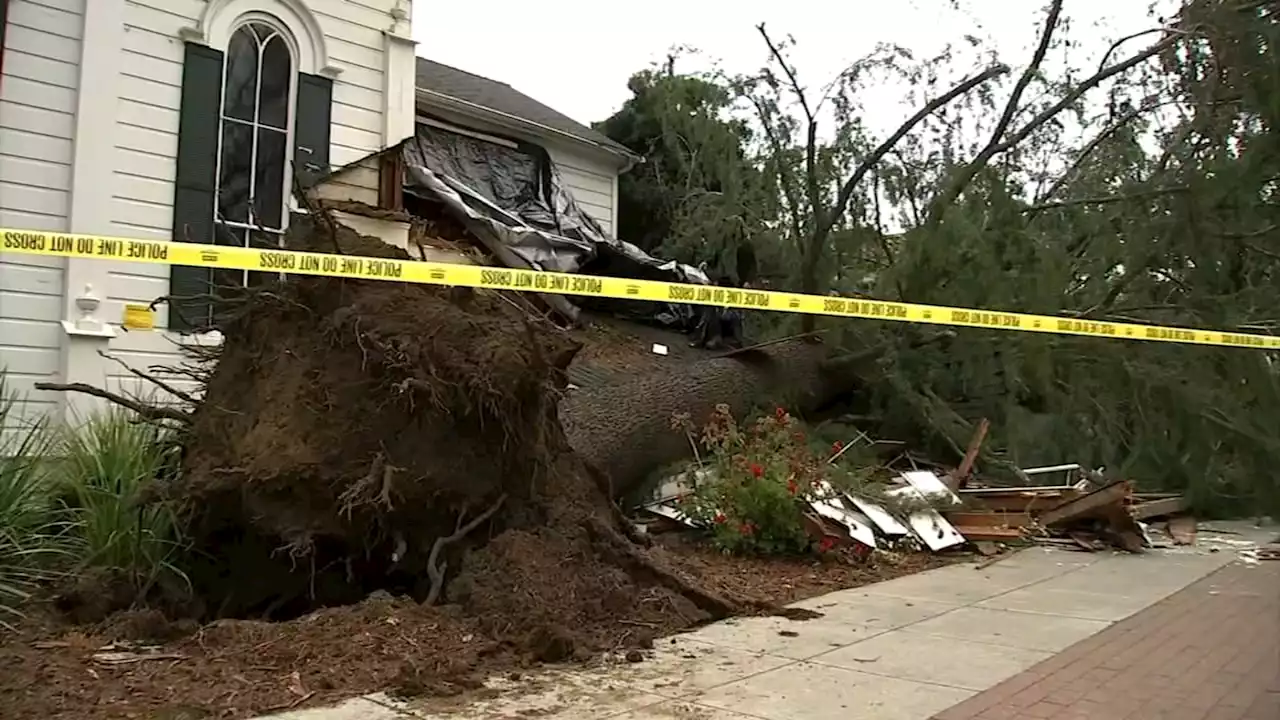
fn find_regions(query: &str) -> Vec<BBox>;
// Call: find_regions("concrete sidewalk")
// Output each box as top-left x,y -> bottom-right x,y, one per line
261,524 -> 1274,720
934,556 -> 1279,720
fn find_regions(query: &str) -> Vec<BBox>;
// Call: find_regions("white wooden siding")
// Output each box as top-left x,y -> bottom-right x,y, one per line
103,0 -> 399,385
547,145 -> 616,236
0,0 -> 82,430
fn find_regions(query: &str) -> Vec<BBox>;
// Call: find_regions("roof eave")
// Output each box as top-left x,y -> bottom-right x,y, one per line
415,88 -> 640,171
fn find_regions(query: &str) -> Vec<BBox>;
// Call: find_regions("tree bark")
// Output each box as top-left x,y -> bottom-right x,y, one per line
560,340 -> 859,498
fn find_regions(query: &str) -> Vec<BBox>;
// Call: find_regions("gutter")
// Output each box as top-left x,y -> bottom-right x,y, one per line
416,88 -> 641,172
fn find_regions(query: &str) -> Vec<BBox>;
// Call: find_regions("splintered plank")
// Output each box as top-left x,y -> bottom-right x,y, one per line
1130,496 -> 1189,520
1037,480 -> 1133,527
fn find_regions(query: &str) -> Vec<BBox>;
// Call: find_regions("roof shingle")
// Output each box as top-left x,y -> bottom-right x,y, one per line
415,58 -> 633,158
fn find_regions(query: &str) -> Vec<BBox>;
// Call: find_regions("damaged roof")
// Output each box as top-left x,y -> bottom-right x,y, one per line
415,58 -> 636,160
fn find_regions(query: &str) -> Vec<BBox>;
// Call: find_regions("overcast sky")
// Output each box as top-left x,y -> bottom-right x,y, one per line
411,0 -> 1173,133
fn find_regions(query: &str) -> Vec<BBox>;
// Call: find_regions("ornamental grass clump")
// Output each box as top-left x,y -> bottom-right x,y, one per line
0,374 -> 67,630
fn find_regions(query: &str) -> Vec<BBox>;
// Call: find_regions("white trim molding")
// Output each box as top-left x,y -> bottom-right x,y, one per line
64,0 -> 122,335
383,30 -> 417,145
181,0 -> 342,78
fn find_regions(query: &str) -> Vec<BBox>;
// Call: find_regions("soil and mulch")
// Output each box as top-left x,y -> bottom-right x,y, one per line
0,544 -> 948,720
0,218 -> 953,720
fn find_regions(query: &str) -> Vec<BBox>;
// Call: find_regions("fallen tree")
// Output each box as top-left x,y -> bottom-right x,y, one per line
39,218 -> 834,661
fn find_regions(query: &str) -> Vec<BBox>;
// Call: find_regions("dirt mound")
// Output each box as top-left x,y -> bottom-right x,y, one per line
155,217 -> 739,652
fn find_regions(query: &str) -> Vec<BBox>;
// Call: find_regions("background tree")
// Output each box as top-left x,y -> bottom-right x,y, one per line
599,0 -> 1280,516
595,55 -> 772,282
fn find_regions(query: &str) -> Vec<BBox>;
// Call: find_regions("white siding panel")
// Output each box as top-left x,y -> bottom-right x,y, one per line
0,76 -> 77,114
0,346 -> 59,376
0,182 -> 69,218
0,0 -> 83,430
6,0 -> 82,39
0,102 -> 76,144
3,49 -> 79,89
315,159 -> 380,206
4,25 -> 81,64
0,318 -> 62,350
0,128 -> 74,164
548,146 -> 617,235
0,261 -> 63,296
0,152 -> 73,189
0,289 -> 62,323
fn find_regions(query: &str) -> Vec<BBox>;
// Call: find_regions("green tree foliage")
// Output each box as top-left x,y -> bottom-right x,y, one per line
607,0 -> 1280,516
595,58 -> 773,281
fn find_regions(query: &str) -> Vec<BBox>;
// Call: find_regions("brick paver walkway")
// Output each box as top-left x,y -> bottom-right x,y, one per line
934,559 -> 1280,720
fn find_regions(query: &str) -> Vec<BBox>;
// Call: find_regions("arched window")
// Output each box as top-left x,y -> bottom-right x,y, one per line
216,20 -> 294,256
169,9 -> 333,333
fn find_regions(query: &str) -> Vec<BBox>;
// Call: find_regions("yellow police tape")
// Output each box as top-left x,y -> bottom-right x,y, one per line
3,227 -> 1277,350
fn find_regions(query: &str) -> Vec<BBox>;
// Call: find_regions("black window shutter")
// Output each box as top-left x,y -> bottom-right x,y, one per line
169,41 -> 224,332
293,72 -> 333,191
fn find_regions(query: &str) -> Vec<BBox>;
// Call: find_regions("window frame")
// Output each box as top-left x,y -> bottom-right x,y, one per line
212,13 -> 299,285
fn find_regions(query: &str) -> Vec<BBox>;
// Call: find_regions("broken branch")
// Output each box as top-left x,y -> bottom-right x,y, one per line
929,31 -> 1180,227
97,351 -> 200,406
33,382 -> 191,423
756,23 -> 822,223
819,63 -> 1010,241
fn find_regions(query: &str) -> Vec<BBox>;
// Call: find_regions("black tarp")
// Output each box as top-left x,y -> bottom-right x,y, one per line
401,121 -> 715,329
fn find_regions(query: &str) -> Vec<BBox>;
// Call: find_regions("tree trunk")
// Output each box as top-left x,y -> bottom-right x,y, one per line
560,340 -> 859,498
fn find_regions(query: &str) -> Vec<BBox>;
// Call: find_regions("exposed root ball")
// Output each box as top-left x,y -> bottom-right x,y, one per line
159,218 -> 747,658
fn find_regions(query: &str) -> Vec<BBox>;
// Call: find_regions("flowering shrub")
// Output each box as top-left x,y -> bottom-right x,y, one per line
673,404 -> 837,556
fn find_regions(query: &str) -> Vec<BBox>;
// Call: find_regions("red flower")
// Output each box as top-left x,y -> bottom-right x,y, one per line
818,537 -> 836,553
831,440 -> 844,454
775,406 -> 786,420
750,463 -> 764,478
714,512 -> 727,524
787,478 -> 799,496
740,522 -> 756,536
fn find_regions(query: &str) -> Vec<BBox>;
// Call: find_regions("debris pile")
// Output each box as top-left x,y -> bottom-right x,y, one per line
640,432 -> 1194,558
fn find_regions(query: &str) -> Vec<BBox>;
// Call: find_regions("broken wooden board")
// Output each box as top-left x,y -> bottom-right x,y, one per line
942,511 -> 1035,530
951,526 -> 1023,542
1101,505 -> 1146,553
1130,496 -> 1189,520
1037,480 -> 1133,527
957,483 -> 1088,513
954,418 -> 990,488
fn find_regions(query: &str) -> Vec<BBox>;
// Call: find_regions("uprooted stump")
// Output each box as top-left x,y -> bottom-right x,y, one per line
144,218 -> 755,658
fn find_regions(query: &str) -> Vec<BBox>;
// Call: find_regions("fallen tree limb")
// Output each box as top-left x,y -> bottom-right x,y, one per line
33,382 -> 191,423
98,350 -> 200,406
